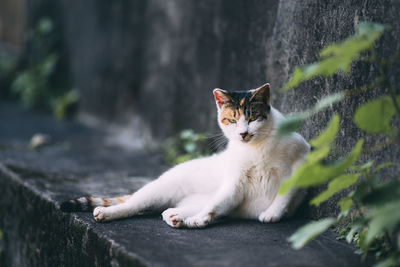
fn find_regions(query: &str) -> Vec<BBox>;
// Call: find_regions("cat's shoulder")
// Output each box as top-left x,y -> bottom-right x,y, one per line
270,107 -> 310,158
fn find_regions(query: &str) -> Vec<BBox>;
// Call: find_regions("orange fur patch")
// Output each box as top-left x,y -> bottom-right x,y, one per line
103,198 -> 110,206
240,98 -> 245,106
115,197 -> 124,203
220,107 -> 242,124
235,109 -> 242,119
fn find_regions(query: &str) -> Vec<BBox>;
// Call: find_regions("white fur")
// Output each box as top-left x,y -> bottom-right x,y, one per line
93,104 -> 310,228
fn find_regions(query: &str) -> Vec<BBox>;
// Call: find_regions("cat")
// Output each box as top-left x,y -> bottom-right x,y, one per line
61,83 -> 310,228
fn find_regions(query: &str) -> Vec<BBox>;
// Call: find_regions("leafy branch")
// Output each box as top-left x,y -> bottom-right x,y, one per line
277,22 -> 400,267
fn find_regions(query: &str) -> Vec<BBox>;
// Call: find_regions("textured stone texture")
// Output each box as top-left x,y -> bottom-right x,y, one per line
0,103 -> 371,267
265,0 -> 400,218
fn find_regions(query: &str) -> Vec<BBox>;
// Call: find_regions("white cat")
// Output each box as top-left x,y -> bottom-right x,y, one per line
61,83 -> 310,228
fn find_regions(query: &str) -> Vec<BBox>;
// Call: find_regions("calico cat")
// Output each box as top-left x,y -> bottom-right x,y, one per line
61,83 -> 310,228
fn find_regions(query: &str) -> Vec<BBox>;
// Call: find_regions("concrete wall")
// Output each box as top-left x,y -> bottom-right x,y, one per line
55,0 -> 279,139
265,0 -> 400,217
11,0 -> 400,218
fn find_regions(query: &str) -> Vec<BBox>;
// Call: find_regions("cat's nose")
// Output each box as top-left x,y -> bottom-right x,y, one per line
240,132 -> 248,139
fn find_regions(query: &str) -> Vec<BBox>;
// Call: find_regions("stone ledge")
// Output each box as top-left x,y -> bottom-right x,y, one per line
0,102 -> 372,266
0,163 -> 372,267
0,164 -> 148,267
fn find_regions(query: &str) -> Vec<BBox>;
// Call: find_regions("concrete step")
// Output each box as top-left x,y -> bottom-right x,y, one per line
0,102 -> 371,266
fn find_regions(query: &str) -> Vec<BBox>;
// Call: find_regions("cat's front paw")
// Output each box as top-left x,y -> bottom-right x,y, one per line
93,207 -> 112,222
162,208 -> 184,228
184,213 -> 212,228
258,209 -> 283,223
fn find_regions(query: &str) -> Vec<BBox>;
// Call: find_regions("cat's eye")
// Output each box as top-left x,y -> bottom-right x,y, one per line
249,116 -> 258,122
228,118 -> 236,123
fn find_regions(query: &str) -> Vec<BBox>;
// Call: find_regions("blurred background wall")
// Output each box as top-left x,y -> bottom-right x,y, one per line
0,0 -> 25,54
1,1 -> 398,138
57,0 -> 279,141
1,0 -> 399,217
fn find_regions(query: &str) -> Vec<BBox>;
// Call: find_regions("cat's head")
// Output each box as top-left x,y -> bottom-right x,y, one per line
213,83 -> 271,145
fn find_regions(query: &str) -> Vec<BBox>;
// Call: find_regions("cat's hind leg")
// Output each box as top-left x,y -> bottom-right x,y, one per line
258,188 -> 306,223
93,171 -> 187,222
93,156 -> 218,222
162,195 -> 208,228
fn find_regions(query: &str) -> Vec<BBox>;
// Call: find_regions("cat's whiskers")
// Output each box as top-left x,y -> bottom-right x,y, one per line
208,137 -> 227,152
207,132 -> 228,152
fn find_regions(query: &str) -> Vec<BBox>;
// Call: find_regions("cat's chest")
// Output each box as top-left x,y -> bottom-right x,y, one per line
245,163 -> 277,183
242,151 -> 289,182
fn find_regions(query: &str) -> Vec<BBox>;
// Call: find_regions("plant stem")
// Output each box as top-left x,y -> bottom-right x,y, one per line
388,86 -> 400,120
387,47 -> 400,66
379,53 -> 400,120
344,77 -> 384,97
363,135 -> 400,154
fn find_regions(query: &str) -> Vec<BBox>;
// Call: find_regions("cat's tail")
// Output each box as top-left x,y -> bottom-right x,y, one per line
60,194 -> 132,212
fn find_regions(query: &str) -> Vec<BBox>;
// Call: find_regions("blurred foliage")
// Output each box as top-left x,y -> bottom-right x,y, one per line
281,22 -> 385,92
0,18 -> 78,119
288,218 -> 336,249
163,129 -> 213,165
277,22 -> 400,267
277,92 -> 345,136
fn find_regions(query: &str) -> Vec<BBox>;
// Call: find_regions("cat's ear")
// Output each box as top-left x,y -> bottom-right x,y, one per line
213,88 -> 230,109
249,83 -> 270,106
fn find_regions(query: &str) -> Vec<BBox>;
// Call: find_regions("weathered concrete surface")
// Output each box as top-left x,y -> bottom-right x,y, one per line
265,0 -> 400,219
0,102 -> 167,177
0,103 -> 372,266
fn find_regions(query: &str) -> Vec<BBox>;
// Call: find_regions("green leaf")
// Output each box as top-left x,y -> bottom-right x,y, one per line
277,114 -> 306,136
288,218 -> 336,249
40,54 -> 58,77
365,201 -> 400,244
37,18 -> 54,34
52,90 -> 79,119
350,161 -> 374,172
307,145 -> 331,164
279,139 -> 363,194
354,95 -> 400,134
311,93 -> 345,114
320,22 -> 386,58
163,129 -> 212,165
180,129 -> 194,139
281,22 -> 386,91
362,181 -> 400,207
352,176 -> 380,203
373,162 -> 394,173
309,114 -> 340,147
174,154 -> 194,165
374,256 -> 399,267
184,142 -> 197,153
346,223 -> 364,244
307,114 -> 340,163
310,174 -> 359,206
277,98 -> 343,137
338,196 -> 353,213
